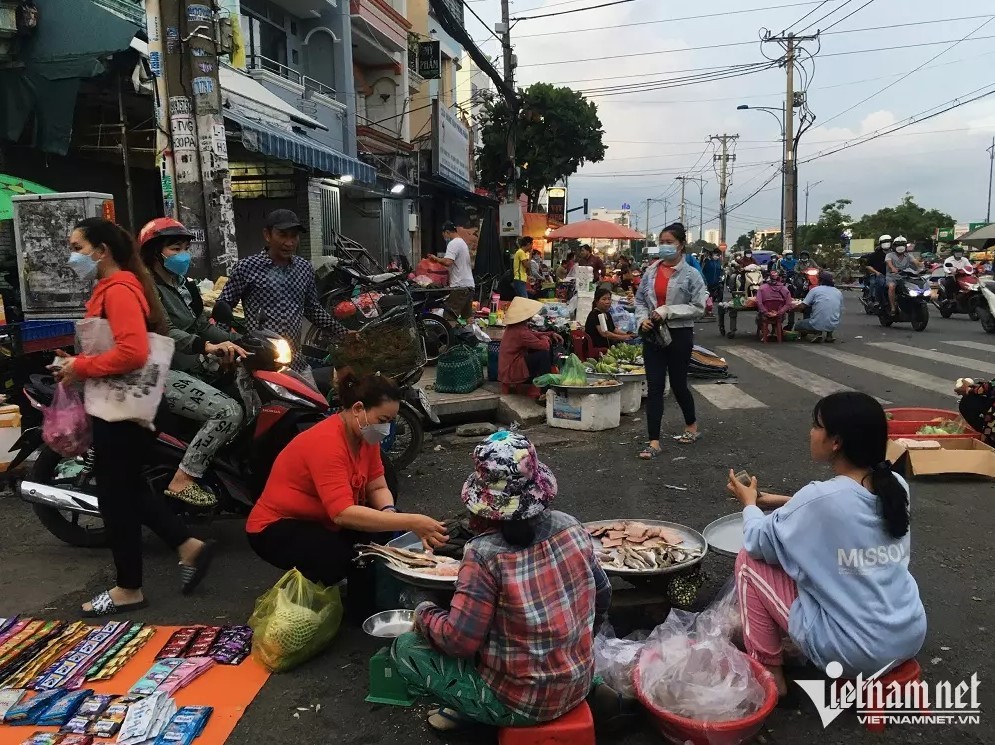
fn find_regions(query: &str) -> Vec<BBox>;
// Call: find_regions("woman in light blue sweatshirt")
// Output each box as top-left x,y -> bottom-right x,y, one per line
727,391 -> 926,698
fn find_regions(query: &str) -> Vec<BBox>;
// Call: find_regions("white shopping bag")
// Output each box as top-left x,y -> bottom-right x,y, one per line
76,317 -> 174,427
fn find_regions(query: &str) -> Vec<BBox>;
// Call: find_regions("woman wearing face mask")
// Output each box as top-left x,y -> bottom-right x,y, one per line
246,371 -> 448,586
55,218 -> 215,615
885,236 -> 923,314
139,219 -> 248,508
634,223 -> 708,459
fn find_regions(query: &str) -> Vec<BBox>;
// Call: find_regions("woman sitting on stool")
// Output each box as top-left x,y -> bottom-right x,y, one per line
497,296 -> 563,394
585,287 -> 636,351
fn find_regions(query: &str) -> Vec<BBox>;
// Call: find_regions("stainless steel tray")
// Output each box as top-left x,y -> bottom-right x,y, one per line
549,381 -> 622,394
584,519 -> 707,576
702,513 -> 744,557
384,532 -> 459,589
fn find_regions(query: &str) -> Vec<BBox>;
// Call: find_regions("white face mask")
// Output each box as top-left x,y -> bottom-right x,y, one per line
896,246 -> 907,254
356,409 -> 391,444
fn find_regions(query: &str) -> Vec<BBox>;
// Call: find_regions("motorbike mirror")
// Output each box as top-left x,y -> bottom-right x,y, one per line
212,300 -> 234,327
258,311 -> 268,329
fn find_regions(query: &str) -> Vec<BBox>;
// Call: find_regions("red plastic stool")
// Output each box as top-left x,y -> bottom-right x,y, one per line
757,314 -> 784,342
498,701 -> 595,745
501,382 -> 541,398
860,659 -> 922,733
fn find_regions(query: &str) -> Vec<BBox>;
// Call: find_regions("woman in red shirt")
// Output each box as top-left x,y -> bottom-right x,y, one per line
497,297 -> 563,393
246,371 -> 447,586
54,218 -> 214,616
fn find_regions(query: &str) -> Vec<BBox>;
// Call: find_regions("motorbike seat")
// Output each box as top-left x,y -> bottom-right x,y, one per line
311,366 -> 333,397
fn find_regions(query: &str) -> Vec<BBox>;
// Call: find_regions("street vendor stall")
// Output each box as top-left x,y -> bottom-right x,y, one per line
716,297 -> 800,339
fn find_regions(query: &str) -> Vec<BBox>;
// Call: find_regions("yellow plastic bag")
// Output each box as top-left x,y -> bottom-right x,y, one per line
247,569 -> 343,672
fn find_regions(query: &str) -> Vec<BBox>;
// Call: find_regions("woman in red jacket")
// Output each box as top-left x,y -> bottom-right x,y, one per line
54,218 -> 214,617
497,297 -> 563,397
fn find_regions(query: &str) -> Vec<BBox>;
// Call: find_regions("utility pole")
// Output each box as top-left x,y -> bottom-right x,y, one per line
499,0 -> 516,208
153,0 -> 237,278
678,178 -> 687,226
676,175 -> 706,242
804,180 -> 823,226
710,134 -> 738,245
645,197 -> 668,241
987,137 -> 994,223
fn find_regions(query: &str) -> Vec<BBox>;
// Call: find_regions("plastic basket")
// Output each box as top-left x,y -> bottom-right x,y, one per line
19,320 -> 75,341
885,408 -> 963,437
487,340 -> 501,382
633,646 -> 778,745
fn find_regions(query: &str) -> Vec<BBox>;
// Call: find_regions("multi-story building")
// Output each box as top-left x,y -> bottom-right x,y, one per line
753,227 -> 781,249
456,51 -> 491,149
704,228 -> 721,246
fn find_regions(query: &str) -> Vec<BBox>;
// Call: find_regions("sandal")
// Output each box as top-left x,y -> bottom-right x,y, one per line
673,431 -> 701,444
179,540 -> 216,595
165,483 -> 218,508
638,446 -> 662,459
427,707 -> 468,732
82,590 -> 148,618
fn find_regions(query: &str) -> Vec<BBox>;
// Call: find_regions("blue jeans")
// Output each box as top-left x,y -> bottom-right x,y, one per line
512,280 -> 529,297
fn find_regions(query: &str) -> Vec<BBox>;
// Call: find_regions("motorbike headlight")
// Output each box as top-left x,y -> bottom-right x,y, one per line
271,338 -> 293,366
261,379 -> 318,408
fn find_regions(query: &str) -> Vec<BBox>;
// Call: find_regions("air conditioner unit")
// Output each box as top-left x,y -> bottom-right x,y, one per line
499,202 -> 522,237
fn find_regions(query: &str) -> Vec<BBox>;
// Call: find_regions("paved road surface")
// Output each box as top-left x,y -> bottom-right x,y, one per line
1,297 -> 992,744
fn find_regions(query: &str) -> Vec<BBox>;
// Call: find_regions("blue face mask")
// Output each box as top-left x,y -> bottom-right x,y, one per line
68,251 -> 98,281
658,244 -> 679,260
163,251 -> 191,277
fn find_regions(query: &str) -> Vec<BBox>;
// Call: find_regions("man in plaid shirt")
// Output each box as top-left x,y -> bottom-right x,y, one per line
391,431 -> 611,731
219,210 -> 347,373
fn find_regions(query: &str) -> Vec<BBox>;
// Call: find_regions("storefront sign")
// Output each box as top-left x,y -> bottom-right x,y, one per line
418,41 -> 441,80
547,187 -> 566,227
432,101 -> 472,192
936,227 -> 955,241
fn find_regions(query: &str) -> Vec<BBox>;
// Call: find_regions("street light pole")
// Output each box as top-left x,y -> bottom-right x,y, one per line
987,137 -> 994,223
737,103 -> 786,242
675,175 -> 707,243
804,180 -> 823,226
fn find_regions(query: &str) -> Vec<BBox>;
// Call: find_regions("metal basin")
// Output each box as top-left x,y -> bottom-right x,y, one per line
362,609 -> 415,638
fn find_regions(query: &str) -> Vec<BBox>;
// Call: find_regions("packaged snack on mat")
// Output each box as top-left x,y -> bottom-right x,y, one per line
0,689 -> 26,719
208,626 -> 252,665
152,706 -> 213,745
155,628 -> 198,660
75,694 -> 116,719
37,689 -> 93,726
60,716 -> 92,735
118,692 -> 176,745
19,733 -> 61,745
4,689 -> 64,725
58,736 -> 94,745
93,715 -> 124,738
129,659 -> 184,696
186,626 -> 220,657
157,657 -> 214,695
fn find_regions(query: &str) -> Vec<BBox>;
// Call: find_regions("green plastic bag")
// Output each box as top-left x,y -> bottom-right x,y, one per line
247,569 -> 343,672
533,353 -> 588,387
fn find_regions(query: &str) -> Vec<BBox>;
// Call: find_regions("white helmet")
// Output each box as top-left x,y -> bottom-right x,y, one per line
877,234 -> 892,248
893,235 -> 908,246
784,250 -> 793,257
893,235 -> 908,253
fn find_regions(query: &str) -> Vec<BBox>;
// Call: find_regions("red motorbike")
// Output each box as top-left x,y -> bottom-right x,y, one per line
14,309 -> 398,548
934,266 -> 982,320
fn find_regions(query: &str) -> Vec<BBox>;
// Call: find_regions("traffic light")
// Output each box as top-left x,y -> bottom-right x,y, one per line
583,198 -> 589,215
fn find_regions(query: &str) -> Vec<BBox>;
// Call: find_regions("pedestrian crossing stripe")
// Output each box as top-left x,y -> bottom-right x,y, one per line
869,342 -> 995,375
943,340 -> 995,354
800,346 -> 953,396
691,382 -> 767,409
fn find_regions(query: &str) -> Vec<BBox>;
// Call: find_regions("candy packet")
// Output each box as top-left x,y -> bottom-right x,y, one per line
208,626 -> 252,665
129,659 -> 184,696
37,689 -> 93,727
186,627 -> 220,658
155,629 -> 197,660
118,692 -> 176,745
0,689 -> 26,719
59,736 -> 95,745
75,694 -> 116,719
4,689 -> 64,725
19,733 -> 61,745
156,657 -> 214,696
152,706 -> 212,745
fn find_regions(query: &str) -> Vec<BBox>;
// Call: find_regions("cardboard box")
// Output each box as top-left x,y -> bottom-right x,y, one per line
887,437 -> 995,479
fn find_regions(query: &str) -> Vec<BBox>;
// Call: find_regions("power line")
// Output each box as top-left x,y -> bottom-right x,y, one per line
796,0 -> 856,33
514,1 -> 825,39
818,15 -> 995,128
512,0 -> 634,21
819,0 -> 879,33
782,0 -> 831,34
463,0 -> 504,43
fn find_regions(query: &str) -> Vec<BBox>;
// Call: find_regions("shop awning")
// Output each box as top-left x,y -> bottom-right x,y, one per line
218,65 -> 326,131
225,110 -> 376,185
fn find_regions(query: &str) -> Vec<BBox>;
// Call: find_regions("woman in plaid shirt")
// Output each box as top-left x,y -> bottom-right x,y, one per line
392,431 -> 612,731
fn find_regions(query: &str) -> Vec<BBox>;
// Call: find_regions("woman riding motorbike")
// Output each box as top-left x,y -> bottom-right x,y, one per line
138,218 -> 248,508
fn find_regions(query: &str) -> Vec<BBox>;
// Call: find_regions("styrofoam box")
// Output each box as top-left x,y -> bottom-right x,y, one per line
547,388 -> 621,431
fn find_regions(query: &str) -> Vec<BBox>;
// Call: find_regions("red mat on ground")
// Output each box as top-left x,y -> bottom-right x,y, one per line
0,626 -> 270,745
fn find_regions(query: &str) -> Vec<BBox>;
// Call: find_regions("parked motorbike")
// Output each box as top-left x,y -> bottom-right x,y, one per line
14,313 -> 400,547
976,279 -> 995,334
879,269 -> 930,332
934,266 -> 982,320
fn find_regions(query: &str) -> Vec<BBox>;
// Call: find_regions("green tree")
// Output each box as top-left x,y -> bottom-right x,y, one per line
799,199 -> 853,249
477,83 -> 607,210
849,194 -> 954,241
735,232 -> 753,250
760,233 -> 783,253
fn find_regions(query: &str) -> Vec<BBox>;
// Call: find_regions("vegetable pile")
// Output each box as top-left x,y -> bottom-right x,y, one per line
586,344 -> 645,375
916,419 -> 966,435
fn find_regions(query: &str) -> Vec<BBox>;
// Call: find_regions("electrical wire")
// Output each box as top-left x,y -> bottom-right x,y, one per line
818,15 -> 995,129
781,0 -> 831,34
512,0 -> 634,22
463,0 -> 504,43
819,0 -> 878,32
796,0 -> 856,33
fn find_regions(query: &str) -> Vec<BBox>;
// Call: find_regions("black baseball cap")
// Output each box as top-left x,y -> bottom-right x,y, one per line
265,209 -> 305,232
442,221 -> 458,232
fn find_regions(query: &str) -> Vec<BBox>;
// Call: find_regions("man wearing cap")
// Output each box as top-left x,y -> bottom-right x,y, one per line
428,222 -> 475,321
795,270 -> 843,342
219,209 -> 347,373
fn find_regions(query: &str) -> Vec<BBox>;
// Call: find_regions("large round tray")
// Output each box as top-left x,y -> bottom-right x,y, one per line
702,512 -> 745,557
584,519 -> 707,576
381,532 -> 458,589
588,372 -> 646,381
549,381 -> 622,394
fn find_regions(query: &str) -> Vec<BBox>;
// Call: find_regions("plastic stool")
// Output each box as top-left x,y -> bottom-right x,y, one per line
501,382 -> 541,398
365,647 -> 416,707
498,701 -> 595,745
860,659 -> 922,732
757,314 -> 784,342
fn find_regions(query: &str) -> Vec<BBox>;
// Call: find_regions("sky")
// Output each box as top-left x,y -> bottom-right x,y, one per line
460,0 -> 995,241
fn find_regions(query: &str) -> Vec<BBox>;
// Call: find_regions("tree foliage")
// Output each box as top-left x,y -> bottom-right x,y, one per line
734,231 -> 754,250
476,83 -> 607,211
849,194 -> 954,241
797,199 -> 853,250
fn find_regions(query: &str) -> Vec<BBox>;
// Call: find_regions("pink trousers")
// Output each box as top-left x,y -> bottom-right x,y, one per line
735,549 -> 799,666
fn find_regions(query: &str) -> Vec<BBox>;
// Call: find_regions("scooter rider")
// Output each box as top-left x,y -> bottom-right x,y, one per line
865,235 -> 890,306
139,218 -> 249,508
885,236 -> 923,315
796,250 -> 819,272
943,243 -> 973,302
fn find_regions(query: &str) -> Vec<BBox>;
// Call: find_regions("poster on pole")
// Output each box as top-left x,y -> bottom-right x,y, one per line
432,102 -> 473,193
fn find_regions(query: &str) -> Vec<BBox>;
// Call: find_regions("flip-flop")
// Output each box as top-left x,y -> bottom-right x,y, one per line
427,707 -> 467,732
673,431 -> 702,444
180,540 -> 216,596
82,590 -> 148,618
638,446 -> 662,459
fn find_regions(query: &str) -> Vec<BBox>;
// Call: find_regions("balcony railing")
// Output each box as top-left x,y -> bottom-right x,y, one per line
247,54 -> 336,99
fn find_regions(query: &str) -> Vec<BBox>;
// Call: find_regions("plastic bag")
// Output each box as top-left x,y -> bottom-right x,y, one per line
636,633 -> 767,723
41,383 -> 90,457
533,353 -> 587,388
594,622 -> 648,698
247,569 -> 343,672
